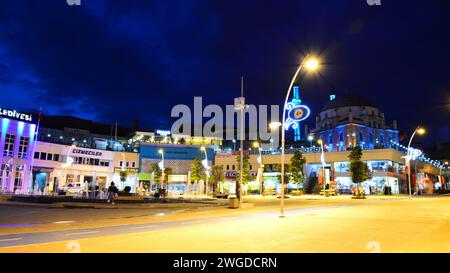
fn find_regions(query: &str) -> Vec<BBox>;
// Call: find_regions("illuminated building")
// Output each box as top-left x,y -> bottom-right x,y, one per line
214,95 -> 443,195
0,108 -> 37,193
310,95 -> 399,151
133,130 -> 218,195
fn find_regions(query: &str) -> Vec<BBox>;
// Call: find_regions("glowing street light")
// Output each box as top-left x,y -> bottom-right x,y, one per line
269,121 -> 282,130
304,58 -> 320,72
279,55 -> 321,218
406,126 -> 426,199
307,135 -> 314,147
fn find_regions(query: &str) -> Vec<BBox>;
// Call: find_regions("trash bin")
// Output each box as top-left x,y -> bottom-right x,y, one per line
229,197 -> 239,209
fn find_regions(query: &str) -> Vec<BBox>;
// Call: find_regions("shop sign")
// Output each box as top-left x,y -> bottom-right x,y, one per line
32,167 -> 54,172
168,174 -> 187,182
114,167 -> 138,173
72,149 -> 103,157
0,107 -> 34,123
156,129 -> 171,136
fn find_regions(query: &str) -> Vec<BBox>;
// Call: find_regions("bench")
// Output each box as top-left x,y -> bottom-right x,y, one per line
263,189 -> 277,196
320,189 -> 339,196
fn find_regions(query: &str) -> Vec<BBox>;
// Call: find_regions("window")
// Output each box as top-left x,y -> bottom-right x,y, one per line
53,154 -> 60,162
339,133 -> 344,142
250,165 -> 253,170
0,164 -> 11,190
369,133 -> 373,142
328,135 -> 332,144
132,161 -> 136,168
14,165 -> 24,191
66,174 -> 75,184
3,134 -> 15,157
126,161 -> 130,167
34,152 -> 40,159
18,136 -> 29,159
232,165 -> 235,171
119,161 -> 123,167
40,152 -> 47,160
226,165 -> 229,170
101,160 -> 110,167
359,132 -> 363,141
47,153 -> 53,161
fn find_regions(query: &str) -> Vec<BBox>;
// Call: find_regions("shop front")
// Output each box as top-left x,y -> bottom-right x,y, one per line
334,175 -> 400,195
33,142 -> 115,196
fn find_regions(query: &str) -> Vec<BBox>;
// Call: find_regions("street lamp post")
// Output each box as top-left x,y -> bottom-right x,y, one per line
253,142 -> 264,195
158,149 -> 165,192
200,146 -> 210,196
279,56 -> 320,218
406,127 -> 425,199
318,139 -> 327,197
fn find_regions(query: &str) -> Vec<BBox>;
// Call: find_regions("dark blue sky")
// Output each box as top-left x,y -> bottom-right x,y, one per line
0,0 -> 449,144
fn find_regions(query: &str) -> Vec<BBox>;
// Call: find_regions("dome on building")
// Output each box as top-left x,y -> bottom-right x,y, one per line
321,95 -> 374,112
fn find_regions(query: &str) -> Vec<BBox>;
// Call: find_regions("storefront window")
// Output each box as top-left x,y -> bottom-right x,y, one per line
368,161 -> 388,172
334,162 -> 350,173
13,165 -> 23,191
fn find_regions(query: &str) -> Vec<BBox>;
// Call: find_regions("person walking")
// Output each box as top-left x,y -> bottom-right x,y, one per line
107,182 -> 118,204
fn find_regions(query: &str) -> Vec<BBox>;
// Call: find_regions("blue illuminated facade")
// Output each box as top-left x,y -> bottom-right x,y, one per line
0,109 -> 38,193
312,95 -> 399,152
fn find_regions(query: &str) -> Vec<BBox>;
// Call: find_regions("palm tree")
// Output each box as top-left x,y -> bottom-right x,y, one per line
150,163 -> 162,190
190,156 -> 204,194
212,165 -> 225,194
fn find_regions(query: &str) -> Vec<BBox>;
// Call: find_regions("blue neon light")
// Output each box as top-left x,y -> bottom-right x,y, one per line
284,102 -> 310,130
2,118 -> 10,133
17,121 -> 24,136
29,124 -> 36,140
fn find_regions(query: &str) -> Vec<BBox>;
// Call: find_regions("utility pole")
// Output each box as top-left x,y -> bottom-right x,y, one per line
234,77 -> 246,207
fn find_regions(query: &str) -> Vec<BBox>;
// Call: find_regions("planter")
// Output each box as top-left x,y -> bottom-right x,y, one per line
291,190 -> 304,196
351,195 -> 367,199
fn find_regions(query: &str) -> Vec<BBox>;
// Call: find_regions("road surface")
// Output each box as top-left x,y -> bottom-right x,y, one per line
0,195 -> 449,252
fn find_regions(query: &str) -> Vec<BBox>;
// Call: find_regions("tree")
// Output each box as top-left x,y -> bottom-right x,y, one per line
190,156 -> 204,183
289,150 -> 306,190
150,163 -> 162,189
163,167 -> 173,190
236,154 -> 252,196
349,146 -> 370,198
211,165 -> 225,194
276,163 -> 291,194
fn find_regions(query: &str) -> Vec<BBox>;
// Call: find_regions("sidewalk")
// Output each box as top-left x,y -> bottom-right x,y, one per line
0,198 -> 229,209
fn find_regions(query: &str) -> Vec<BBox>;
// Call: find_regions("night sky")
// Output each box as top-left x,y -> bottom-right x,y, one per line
0,0 -> 449,145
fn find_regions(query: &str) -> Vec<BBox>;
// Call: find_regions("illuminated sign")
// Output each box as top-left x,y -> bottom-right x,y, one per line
156,129 -> 171,136
72,149 -> 103,157
284,102 -> 310,131
407,148 -> 422,160
0,108 -> 33,122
